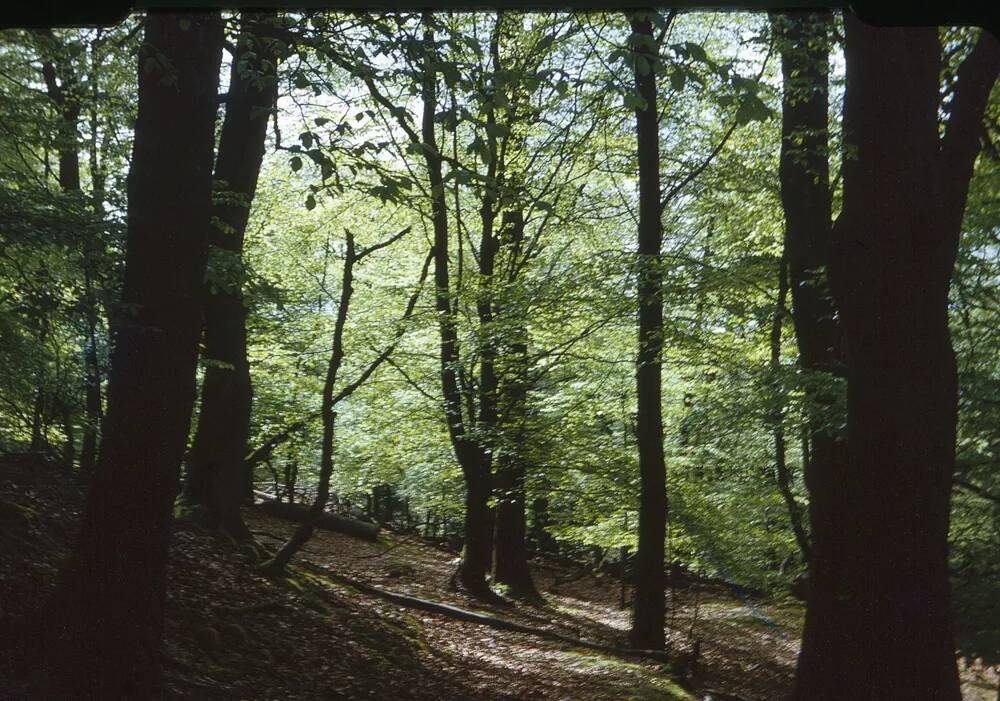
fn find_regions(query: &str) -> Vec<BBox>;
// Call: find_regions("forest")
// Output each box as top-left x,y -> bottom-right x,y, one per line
0,7 -> 998,701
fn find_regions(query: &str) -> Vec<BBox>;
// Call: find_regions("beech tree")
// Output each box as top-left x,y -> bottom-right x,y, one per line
260,229 -> 428,574
772,10 -> 837,572
0,11 -> 996,698
792,19 -> 999,699
626,10 -> 668,651
184,12 -> 282,539
35,12 -> 223,697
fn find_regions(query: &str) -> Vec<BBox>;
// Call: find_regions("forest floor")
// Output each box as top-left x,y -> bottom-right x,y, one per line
1,462 -> 998,700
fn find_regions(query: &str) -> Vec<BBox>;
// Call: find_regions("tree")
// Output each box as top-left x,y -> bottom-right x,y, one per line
184,12 -> 282,539
793,18 -> 998,699
772,10 -> 837,573
627,10 -> 668,651
34,12 -> 224,697
33,29 -> 105,473
260,230 -> 428,574
420,14 -> 495,593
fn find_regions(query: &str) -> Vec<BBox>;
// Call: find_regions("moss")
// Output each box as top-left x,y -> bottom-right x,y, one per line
556,650 -> 695,701
384,558 -> 416,579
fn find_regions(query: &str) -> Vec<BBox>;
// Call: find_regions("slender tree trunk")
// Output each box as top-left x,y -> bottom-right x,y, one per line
40,37 -> 99,472
773,0 -> 843,617
768,255 -> 812,561
262,233 -> 355,573
420,14 -> 491,594
29,374 -> 45,451
628,11 -> 667,651
60,399 -> 75,468
260,234 -> 426,573
185,12 -> 280,540
35,13 -> 223,698
791,18 -> 998,700
79,301 -> 101,475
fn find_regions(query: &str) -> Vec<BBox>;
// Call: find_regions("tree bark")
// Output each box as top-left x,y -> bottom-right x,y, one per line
628,11 -> 667,652
35,13 -> 223,698
792,18 -> 998,700
262,230 -> 354,573
492,211 -> 537,597
768,255 -> 812,562
185,12 -> 280,540
473,22 -> 500,579
420,14 -> 492,594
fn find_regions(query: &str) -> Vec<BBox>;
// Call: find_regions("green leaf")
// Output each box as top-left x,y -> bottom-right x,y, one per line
290,156 -> 302,172
669,68 -> 686,92
623,92 -> 645,111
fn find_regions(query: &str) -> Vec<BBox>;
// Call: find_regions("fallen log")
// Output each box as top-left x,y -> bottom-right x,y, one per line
254,499 -> 379,541
300,560 -> 672,665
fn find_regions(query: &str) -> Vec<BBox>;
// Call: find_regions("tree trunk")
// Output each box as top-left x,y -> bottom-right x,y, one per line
78,295 -> 102,475
60,399 -> 75,468
628,12 -> 667,652
792,18 -> 998,700
29,373 -> 46,452
40,30 -> 104,475
35,13 -> 223,698
420,14 -> 492,594
768,254 -> 812,561
492,341 -> 535,597
185,12 -> 279,540
492,211 -> 537,597
260,230 -> 424,572
262,232 -> 355,574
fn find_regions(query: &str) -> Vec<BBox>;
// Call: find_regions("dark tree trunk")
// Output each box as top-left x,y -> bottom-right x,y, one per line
474,41 -> 500,579
773,0 -> 843,611
185,12 -> 279,540
29,375 -> 46,451
492,339 -> 534,597
261,233 -> 426,573
78,304 -> 102,475
263,231 -> 354,573
420,14 -> 492,594
492,210 -> 537,597
39,39 -> 81,193
60,399 -> 75,468
35,13 -> 223,698
773,7 -> 849,683
628,12 -> 667,652
792,18 -> 998,700
768,255 -> 812,561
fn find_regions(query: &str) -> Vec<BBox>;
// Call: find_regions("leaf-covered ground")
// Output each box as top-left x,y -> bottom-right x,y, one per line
1,463 -> 997,700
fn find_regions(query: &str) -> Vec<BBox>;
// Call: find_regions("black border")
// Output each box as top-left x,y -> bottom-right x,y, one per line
1,1 -> 996,33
